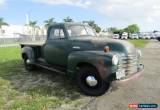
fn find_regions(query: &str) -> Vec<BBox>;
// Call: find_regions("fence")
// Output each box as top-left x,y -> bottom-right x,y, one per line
0,35 -> 47,46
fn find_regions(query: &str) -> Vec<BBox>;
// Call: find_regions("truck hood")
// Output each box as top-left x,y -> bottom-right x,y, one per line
71,37 -> 136,55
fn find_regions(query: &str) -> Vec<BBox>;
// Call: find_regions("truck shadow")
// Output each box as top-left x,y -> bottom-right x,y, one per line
0,59 -> 82,100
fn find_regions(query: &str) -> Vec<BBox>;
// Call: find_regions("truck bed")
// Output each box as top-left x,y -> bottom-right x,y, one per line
20,41 -> 45,47
20,42 -> 45,59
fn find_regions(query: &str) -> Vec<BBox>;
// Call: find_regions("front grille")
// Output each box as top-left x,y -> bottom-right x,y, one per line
118,54 -> 139,76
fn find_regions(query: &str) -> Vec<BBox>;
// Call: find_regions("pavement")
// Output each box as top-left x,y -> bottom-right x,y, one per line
83,40 -> 160,110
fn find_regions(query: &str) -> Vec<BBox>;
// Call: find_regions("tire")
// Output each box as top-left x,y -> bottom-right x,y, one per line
24,56 -> 36,71
76,66 -> 110,96
157,37 -> 160,41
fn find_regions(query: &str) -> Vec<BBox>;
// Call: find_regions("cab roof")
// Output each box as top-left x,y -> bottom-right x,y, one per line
50,22 -> 89,27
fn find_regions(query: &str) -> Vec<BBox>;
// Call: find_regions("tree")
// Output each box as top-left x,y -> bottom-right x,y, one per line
63,16 -> 73,22
108,27 -> 118,33
107,27 -> 124,35
28,21 -> 37,27
44,18 -> 56,28
0,18 -> 8,28
83,20 -> 101,33
95,26 -> 101,33
27,20 -> 38,41
0,18 -> 9,35
115,29 -> 124,34
124,24 -> 140,33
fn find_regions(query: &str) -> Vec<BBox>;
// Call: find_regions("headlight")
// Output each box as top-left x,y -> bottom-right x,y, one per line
112,55 -> 119,65
137,49 -> 142,58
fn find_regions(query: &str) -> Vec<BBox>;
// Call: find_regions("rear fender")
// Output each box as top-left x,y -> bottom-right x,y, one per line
21,46 -> 35,63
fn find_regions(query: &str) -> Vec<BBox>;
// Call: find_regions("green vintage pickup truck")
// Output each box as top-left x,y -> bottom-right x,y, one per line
20,22 -> 144,96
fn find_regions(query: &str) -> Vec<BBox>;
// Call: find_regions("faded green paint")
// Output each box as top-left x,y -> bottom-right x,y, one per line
21,23 -> 141,81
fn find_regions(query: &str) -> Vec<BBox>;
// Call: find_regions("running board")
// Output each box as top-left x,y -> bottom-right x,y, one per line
35,63 -> 66,75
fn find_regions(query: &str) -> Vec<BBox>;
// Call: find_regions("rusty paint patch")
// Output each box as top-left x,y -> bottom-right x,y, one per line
97,59 -> 109,80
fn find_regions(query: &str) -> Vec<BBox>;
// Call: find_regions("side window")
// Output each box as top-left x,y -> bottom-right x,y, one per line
49,28 -> 56,39
49,27 -> 65,39
60,29 -> 65,38
54,29 -> 59,38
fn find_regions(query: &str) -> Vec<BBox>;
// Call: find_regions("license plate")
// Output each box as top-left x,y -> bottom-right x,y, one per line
116,69 -> 126,79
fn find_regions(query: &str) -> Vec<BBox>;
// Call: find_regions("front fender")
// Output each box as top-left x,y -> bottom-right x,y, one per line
67,51 -> 114,80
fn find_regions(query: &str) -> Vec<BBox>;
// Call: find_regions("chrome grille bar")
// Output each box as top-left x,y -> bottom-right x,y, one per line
118,54 -> 139,75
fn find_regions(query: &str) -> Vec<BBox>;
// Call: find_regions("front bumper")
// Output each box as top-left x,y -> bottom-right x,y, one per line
113,64 -> 144,86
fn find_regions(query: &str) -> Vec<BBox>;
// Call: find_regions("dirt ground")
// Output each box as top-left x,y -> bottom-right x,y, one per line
82,40 -> 160,110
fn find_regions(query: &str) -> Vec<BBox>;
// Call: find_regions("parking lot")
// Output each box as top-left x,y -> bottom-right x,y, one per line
83,40 -> 160,110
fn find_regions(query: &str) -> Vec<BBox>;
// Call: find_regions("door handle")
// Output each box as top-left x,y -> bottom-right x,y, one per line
72,46 -> 81,49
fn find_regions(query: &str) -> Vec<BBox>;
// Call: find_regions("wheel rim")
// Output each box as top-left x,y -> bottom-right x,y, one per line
85,75 -> 98,87
24,59 -> 33,70
26,59 -> 31,65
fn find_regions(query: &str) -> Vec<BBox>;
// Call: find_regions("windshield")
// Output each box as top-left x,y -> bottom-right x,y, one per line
67,25 -> 96,37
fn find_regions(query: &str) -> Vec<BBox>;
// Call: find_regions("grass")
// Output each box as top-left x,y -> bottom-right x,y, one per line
127,39 -> 149,48
0,47 -> 90,110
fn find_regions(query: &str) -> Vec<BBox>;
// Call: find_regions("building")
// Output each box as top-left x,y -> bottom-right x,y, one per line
0,25 -> 47,38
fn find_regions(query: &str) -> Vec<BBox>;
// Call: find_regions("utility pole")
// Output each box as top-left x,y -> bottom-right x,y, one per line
25,13 -> 30,25
25,13 -> 30,36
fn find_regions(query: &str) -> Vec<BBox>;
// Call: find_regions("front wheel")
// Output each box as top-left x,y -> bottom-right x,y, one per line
24,57 -> 36,71
76,66 -> 110,96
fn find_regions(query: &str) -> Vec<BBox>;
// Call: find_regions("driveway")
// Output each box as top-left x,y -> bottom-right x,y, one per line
83,40 -> 160,110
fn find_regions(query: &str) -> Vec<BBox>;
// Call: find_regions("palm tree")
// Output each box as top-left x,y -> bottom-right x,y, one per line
28,20 -> 38,41
0,18 -> 9,35
44,18 -> 56,28
63,16 -> 73,22
28,21 -> 37,27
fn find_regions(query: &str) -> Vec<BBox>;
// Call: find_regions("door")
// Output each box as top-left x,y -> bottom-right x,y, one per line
43,25 -> 71,67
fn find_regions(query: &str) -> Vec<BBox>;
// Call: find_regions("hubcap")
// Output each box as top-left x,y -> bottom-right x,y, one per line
26,59 -> 31,64
86,75 -> 98,87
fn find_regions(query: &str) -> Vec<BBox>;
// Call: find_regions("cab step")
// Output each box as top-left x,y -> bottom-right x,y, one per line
35,58 -> 66,75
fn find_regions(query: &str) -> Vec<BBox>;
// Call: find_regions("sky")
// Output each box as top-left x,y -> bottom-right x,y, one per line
0,0 -> 160,31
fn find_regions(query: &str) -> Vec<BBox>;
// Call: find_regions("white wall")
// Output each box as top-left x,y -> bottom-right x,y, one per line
0,25 -> 47,38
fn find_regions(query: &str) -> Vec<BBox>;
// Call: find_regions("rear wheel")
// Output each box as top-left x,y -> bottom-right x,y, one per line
24,56 -> 36,71
76,66 -> 110,96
